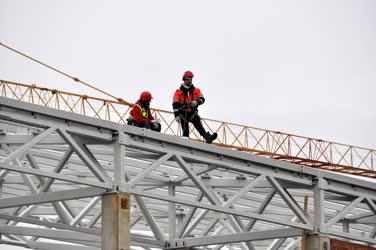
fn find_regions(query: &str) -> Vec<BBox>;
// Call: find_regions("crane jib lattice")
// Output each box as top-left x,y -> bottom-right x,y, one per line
0,79 -> 375,178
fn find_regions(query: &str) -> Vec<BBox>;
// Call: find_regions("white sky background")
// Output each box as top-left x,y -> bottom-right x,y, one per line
0,1 -> 375,249
0,0 -> 375,150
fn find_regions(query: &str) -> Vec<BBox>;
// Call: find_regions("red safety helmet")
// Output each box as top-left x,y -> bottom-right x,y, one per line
182,71 -> 194,80
140,91 -> 153,101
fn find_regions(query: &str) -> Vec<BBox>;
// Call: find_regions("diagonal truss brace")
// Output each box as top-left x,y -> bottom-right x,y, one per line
0,127 -> 56,164
127,152 -> 173,187
125,172 -> 166,242
175,155 -> 254,249
57,128 -> 111,183
267,176 -> 312,226
326,196 -> 364,228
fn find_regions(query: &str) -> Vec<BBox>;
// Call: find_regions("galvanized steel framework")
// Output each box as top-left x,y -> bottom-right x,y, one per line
1,80 -> 375,179
0,97 -> 375,250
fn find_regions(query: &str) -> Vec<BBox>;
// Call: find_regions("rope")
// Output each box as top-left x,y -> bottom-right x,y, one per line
0,41 -> 123,102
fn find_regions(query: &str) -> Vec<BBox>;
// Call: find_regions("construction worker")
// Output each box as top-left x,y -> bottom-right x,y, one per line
172,71 -> 217,143
127,91 -> 161,132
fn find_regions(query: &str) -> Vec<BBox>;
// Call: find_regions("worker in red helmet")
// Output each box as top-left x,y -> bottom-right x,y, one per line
127,91 -> 161,132
172,71 -> 217,143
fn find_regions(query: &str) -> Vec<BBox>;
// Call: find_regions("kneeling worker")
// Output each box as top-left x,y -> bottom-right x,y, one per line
172,71 -> 217,143
128,91 -> 161,132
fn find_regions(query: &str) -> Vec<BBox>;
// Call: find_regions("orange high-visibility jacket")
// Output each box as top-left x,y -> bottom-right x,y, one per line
172,85 -> 204,113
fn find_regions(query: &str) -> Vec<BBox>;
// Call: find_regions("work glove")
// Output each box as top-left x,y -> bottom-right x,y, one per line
189,100 -> 198,109
152,122 -> 162,132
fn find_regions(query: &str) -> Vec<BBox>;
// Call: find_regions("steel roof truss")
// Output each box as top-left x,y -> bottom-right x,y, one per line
1,97 -> 376,249
57,129 -> 111,183
0,127 -> 56,164
127,152 -> 173,188
129,188 -> 313,230
2,145 -> 85,229
174,154 -> 254,249
266,176 -> 312,226
0,187 -> 104,209
0,213 -> 99,235
176,192 -> 204,238
245,189 -> 276,231
124,171 -> 165,242
326,196 -> 364,229
0,162 -> 111,189
168,228 -> 303,248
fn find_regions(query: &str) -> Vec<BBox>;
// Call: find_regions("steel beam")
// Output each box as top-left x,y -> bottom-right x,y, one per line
168,228 -> 303,248
0,127 -> 55,164
326,196 -> 364,228
0,96 -> 376,249
128,153 -> 173,187
0,162 -> 111,188
57,129 -> 111,183
169,183 -> 176,240
0,187 -> 105,209
177,192 -> 204,238
0,214 -> 99,235
114,136 -> 126,188
0,225 -> 100,242
129,188 -> 313,230
125,172 -> 166,242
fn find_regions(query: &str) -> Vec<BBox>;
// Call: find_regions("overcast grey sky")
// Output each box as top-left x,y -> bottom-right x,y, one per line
1,0 -> 375,153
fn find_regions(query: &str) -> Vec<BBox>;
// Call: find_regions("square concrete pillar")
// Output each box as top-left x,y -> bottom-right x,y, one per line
102,193 -> 131,250
304,234 -> 330,250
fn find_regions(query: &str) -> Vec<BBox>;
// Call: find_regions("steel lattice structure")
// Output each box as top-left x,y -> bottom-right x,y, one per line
0,97 -> 375,250
0,80 -> 375,179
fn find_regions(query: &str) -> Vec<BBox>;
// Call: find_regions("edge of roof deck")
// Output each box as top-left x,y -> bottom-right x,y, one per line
0,96 -> 375,191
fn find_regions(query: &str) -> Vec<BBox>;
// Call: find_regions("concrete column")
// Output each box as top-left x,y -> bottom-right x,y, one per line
102,193 -> 131,250
304,234 -> 330,250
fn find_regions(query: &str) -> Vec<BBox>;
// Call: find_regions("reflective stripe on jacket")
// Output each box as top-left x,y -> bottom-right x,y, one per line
129,100 -> 154,124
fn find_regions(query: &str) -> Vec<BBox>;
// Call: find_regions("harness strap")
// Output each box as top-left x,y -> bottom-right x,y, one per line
130,104 -> 148,119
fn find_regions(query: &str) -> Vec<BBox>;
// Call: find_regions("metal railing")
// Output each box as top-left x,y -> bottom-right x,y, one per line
1,79 -> 375,178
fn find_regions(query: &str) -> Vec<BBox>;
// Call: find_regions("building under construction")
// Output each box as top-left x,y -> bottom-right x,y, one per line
0,43 -> 375,250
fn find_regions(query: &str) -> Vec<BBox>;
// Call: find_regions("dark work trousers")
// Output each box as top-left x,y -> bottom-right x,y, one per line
181,111 -> 206,137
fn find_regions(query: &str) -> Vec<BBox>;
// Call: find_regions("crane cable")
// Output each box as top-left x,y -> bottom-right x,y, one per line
0,41 -> 125,103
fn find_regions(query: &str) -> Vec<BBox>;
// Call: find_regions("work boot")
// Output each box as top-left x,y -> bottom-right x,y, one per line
203,132 -> 217,144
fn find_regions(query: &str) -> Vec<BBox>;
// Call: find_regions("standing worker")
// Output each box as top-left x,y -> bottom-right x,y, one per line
128,91 -> 161,132
172,71 -> 217,143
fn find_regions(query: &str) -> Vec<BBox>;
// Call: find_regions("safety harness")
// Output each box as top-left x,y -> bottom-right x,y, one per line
181,87 -> 198,122
129,104 -> 149,119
